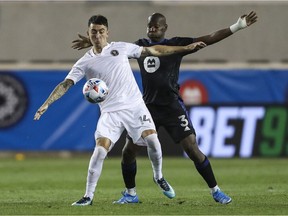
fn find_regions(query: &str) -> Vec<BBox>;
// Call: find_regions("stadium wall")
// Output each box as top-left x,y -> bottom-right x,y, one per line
0,1 -> 287,63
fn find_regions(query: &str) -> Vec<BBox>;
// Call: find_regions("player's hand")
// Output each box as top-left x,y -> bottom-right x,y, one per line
71,33 -> 92,50
234,11 -> 258,30
243,11 -> 258,27
34,103 -> 48,120
230,11 -> 257,33
187,41 -> 207,52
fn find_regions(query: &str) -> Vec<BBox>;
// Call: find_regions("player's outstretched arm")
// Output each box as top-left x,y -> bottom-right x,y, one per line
194,11 -> 258,45
141,41 -> 207,57
34,79 -> 74,120
72,33 -> 92,50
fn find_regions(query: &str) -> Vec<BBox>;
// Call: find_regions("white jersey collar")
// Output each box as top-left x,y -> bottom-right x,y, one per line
90,43 -> 111,56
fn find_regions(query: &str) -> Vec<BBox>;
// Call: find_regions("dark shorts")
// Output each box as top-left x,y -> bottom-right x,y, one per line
146,99 -> 196,143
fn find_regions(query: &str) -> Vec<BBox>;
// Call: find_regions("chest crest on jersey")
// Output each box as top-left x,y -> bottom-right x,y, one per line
110,50 -> 119,56
143,56 -> 160,73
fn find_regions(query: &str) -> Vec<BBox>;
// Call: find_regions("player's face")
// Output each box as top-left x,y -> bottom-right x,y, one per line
147,17 -> 167,42
88,24 -> 109,48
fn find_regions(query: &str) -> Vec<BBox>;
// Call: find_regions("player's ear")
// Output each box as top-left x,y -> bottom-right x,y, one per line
164,24 -> 168,32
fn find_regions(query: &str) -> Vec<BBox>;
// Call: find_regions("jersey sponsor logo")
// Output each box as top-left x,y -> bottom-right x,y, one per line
143,56 -> 160,73
110,50 -> 119,56
0,74 -> 28,128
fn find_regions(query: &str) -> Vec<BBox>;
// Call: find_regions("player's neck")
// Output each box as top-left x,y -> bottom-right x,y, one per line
149,37 -> 165,44
93,43 -> 108,54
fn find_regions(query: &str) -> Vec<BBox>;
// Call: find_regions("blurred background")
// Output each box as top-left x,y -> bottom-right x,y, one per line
1,0 -> 288,158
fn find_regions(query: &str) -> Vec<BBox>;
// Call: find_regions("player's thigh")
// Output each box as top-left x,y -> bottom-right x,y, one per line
122,102 -> 156,143
162,101 -> 196,143
95,112 -> 125,151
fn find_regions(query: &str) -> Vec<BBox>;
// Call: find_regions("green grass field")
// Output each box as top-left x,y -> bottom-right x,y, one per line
0,156 -> 287,215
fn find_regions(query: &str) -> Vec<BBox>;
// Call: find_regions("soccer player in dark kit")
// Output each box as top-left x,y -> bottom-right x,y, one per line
72,11 -> 257,204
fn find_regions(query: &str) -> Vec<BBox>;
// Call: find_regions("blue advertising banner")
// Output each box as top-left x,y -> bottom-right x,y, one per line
178,69 -> 288,105
1,69 -> 288,157
0,70 -> 95,151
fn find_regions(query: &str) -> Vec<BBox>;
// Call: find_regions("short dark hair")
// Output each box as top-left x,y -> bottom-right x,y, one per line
149,13 -> 166,24
151,13 -> 166,20
88,15 -> 108,28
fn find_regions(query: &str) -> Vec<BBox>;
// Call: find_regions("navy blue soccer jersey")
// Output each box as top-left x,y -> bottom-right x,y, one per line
135,37 -> 194,105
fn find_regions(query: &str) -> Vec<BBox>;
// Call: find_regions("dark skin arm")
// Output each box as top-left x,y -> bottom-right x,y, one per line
71,11 -> 257,50
193,11 -> 257,45
193,28 -> 232,45
141,41 -> 207,56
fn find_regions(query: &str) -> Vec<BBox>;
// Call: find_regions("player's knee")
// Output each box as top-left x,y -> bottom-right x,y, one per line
180,134 -> 197,147
141,129 -> 157,138
180,134 -> 204,161
143,133 -> 160,152
96,137 -> 111,151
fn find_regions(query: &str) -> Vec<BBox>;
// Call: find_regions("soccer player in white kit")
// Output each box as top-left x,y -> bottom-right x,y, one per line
34,14 -> 206,206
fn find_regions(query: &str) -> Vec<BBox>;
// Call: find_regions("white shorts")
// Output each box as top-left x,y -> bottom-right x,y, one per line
95,101 -> 156,150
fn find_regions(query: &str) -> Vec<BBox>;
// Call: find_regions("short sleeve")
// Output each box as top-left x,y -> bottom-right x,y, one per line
65,66 -> 85,84
125,43 -> 143,59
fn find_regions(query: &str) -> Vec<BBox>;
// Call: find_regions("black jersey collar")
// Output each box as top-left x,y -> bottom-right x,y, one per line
148,38 -> 168,45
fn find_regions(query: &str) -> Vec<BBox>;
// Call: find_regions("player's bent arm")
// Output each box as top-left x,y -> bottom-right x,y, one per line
194,11 -> 257,46
34,79 -> 74,120
141,42 -> 207,57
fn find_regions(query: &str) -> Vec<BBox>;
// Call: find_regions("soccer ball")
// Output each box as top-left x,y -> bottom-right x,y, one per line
82,78 -> 109,103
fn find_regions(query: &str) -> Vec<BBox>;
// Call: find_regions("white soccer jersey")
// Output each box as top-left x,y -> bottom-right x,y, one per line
66,42 -> 144,112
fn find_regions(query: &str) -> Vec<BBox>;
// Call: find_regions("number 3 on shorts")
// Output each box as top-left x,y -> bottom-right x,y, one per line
178,115 -> 190,131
